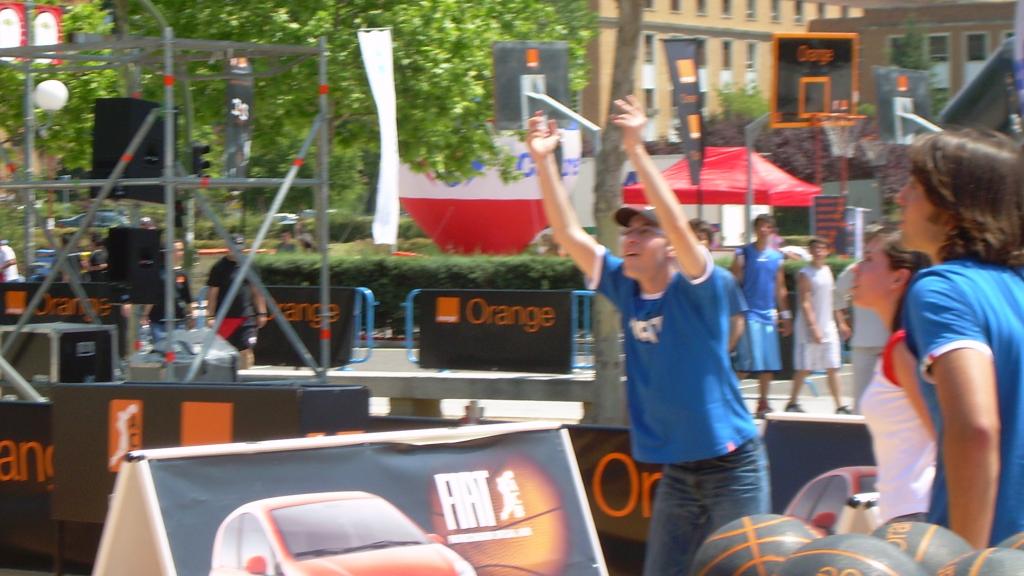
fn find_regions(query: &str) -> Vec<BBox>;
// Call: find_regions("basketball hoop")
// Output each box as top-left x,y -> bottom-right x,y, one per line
859,136 -> 889,167
819,114 -> 866,159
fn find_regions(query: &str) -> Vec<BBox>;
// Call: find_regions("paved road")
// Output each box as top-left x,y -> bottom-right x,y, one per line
249,347 -> 859,422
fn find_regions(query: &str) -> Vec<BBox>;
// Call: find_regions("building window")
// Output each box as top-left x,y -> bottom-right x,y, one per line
771,0 -> 781,22
645,88 -> 656,114
746,41 -> 757,71
671,0 -> 682,12
818,2 -> 826,18
966,32 -> 988,62
929,34 -> 951,90
928,35 -> 949,63
746,0 -> 756,19
644,0 -> 654,9
888,36 -> 905,64
722,39 -> 732,69
794,1 -> 803,23
722,0 -> 732,17
696,37 -> 707,68
698,0 -> 707,16
840,5 -> 849,18
644,33 -> 656,64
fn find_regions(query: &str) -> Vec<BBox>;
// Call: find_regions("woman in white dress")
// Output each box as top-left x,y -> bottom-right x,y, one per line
787,237 -> 851,413
852,228 -> 934,522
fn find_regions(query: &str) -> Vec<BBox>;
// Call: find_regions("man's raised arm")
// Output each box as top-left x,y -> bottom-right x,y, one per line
611,96 -> 707,279
526,113 -> 602,279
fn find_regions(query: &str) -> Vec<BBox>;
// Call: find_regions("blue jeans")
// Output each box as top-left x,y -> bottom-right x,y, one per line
643,437 -> 771,576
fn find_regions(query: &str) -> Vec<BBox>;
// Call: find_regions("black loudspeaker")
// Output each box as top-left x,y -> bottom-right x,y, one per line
107,227 -> 162,304
91,98 -> 166,203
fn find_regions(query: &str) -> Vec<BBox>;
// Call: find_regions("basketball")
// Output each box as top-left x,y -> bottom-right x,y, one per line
776,533 -> 927,576
690,514 -> 821,576
997,531 -> 1024,550
938,547 -> 1024,575
870,521 -> 973,573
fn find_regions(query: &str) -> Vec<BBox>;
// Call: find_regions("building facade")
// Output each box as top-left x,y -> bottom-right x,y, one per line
810,1 -> 1015,109
581,0 -> 866,142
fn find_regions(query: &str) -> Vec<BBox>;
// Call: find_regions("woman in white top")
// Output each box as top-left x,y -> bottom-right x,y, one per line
787,237 -> 851,414
852,227 -> 935,523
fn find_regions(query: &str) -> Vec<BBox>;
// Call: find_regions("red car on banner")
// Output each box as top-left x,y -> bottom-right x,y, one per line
209,491 -> 476,576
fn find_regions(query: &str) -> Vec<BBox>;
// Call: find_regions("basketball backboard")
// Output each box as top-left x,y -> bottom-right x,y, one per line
873,66 -> 932,145
771,33 -> 859,128
492,41 -> 570,130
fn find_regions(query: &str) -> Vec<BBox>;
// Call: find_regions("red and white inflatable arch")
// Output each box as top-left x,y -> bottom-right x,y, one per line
400,128 -> 582,254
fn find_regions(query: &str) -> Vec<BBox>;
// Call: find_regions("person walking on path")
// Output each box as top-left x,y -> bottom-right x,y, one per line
731,214 -> 792,417
526,97 -> 769,575
851,227 -> 934,523
787,237 -> 850,414
900,129 -> 1024,547
206,234 -> 267,369
834,226 -> 891,413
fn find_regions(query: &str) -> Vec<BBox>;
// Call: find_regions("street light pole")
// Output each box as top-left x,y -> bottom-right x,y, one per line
23,1 -> 36,268
744,113 -> 770,245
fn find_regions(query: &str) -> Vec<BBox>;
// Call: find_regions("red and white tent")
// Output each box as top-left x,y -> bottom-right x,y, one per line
622,147 -> 820,207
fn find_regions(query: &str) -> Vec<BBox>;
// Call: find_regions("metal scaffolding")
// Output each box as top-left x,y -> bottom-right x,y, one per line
0,30 -> 333,398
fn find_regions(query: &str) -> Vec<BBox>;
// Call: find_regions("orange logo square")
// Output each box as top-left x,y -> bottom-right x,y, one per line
108,399 -> 143,472
4,291 -> 26,315
687,114 -> 702,139
676,58 -> 697,84
897,74 -> 909,92
180,401 -> 234,446
435,297 -> 461,324
525,48 -> 540,69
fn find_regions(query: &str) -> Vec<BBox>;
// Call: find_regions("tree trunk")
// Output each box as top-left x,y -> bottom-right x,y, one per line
585,0 -> 642,425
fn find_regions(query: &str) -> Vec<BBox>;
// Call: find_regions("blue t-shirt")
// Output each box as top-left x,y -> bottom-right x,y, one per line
904,260 -> 1024,544
594,249 -> 757,464
737,243 -> 783,324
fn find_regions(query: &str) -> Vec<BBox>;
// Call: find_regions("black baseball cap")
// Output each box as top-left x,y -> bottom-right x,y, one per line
614,205 -> 659,228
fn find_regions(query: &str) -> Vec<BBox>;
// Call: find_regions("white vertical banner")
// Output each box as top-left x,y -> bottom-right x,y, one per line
359,28 -> 400,246
1015,0 -> 1024,120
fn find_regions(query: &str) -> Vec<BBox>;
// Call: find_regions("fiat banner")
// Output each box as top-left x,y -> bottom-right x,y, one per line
94,424 -> 606,575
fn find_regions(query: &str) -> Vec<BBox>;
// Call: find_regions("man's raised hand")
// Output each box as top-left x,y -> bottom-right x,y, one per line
611,95 -> 647,149
525,111 -> 561,161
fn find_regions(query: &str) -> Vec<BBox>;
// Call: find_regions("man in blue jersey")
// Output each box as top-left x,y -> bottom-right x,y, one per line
731,214 -> 792,417
526,97 -> 769,575
900,129 -> 1024,548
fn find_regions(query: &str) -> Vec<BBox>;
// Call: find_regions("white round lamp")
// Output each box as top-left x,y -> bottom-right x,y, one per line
34,79 -> 69,112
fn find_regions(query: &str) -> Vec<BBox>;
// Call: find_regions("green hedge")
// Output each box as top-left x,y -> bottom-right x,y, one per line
256,253 -> 852,335
254,253 -> 584,333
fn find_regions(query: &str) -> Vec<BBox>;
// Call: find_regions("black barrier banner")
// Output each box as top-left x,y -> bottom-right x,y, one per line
418,289 -> 574,373
51,382 -> 369,524
813,195 -> 846,255
100,426 -> 604,575
0,401 -> 53,560
253,286 -> 356,367
568,426 -> 658,575
0,282 -> 119,325
664,38 -> 704,185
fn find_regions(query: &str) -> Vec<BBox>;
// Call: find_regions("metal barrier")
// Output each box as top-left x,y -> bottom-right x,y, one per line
402,288 -> 594,370
570,290 -> 594,370
346,287 -> 376,365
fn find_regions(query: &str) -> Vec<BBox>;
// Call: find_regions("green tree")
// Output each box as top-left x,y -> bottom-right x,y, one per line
714,83 -> 769,121
114,0 -> 596,212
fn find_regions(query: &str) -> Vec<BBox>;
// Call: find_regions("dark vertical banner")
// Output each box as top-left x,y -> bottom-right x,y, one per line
225,56 -> 253,179
664,38 -> 703,185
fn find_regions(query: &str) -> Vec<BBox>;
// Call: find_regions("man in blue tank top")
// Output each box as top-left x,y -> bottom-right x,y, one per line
900,129 -> 1024,547
731,214 -> 792,417
525,97 -> 769,575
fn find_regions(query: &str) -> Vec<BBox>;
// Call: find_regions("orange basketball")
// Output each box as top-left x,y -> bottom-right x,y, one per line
691,514 -> 822,575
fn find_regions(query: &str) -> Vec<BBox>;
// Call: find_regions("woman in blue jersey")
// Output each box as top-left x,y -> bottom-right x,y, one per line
899,129 -> 1024,547
525,97 -> 769,575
